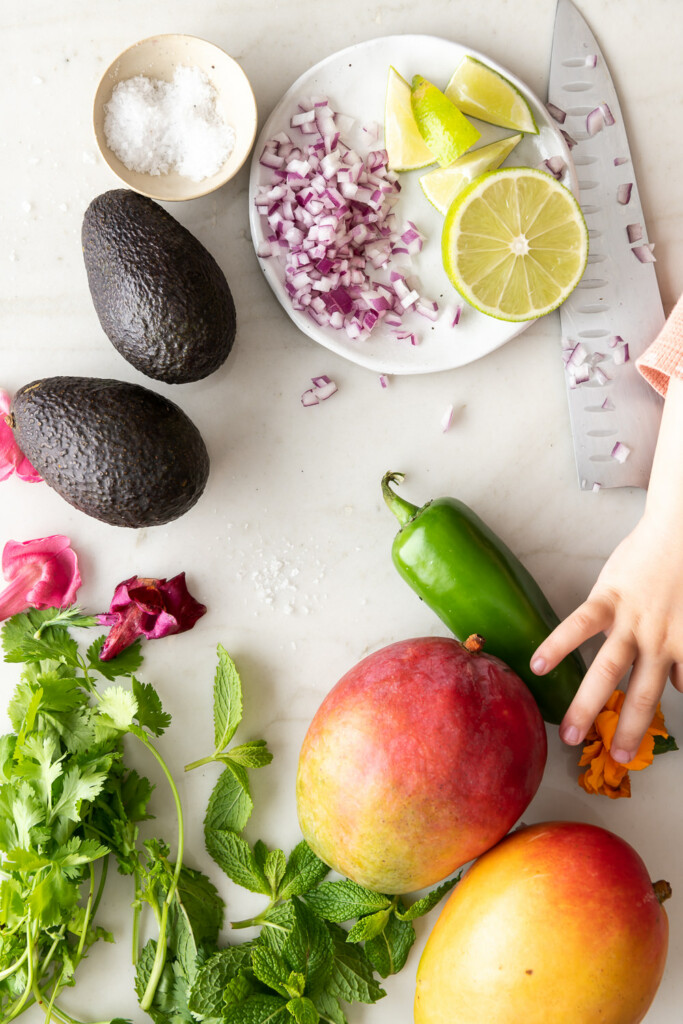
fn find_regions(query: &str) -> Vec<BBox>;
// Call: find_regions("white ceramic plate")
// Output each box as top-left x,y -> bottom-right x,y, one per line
248,34 -> 575,375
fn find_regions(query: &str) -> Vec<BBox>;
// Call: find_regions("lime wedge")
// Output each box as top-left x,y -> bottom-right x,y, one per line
445,56 -> 538,134
442,167 -> 588,322
384,66 -> 434,172
410,75 -> 481,168
420,134 -> 522,214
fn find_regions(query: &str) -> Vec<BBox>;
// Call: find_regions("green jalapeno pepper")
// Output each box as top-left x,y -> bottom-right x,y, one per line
382,471 -> 586,725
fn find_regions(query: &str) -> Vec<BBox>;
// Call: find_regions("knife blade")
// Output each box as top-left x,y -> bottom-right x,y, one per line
548,0 -> 664,490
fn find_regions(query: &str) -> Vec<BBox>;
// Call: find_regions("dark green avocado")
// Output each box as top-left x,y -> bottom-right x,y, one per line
82,189 -> 236,384
10,377 -> 210,528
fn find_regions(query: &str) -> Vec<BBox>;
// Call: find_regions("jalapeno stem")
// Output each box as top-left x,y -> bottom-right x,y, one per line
382,471 -> 420,526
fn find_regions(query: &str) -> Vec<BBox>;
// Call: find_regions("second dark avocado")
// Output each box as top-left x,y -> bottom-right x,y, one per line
82,189 -> 236,384
10,376 -> 210,528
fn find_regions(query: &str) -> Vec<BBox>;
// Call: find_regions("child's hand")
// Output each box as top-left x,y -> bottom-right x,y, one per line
531,376 -> 683,763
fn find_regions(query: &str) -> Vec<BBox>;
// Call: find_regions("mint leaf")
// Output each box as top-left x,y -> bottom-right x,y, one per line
87,635 -> 143,680
312,990 -> 347,1024
188,947 -> 253,1016
364,911 -> 416,978
224,973 -> 258,1008
279,842 -> 330,900
283,898 -> 334,993
286,996 -> 319,1024
205,828 -> 269,895
395,874 -> 460,921
224,740 -> 274,769
132,677 -> 172,737
204,762 -> 254,833
304,880 -> 391,923
325,923 -> 386,1004
251,946 -> 290,997
223,994 -> 290,1024
264,848 -> 287,896
213,645 -> 243,753
176,865 -> 225,949
345,908 -> 392,944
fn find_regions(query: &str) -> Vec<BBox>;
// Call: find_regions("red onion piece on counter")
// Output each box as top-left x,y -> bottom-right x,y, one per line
546,102 -> 566,124
626,223 -> 643,243
301,376 -> 338,406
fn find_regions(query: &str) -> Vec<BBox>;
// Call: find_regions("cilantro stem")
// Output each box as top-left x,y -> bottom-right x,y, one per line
0,944 -> 29,982
136,735 -> 185,1013
6,921 -> 36,1021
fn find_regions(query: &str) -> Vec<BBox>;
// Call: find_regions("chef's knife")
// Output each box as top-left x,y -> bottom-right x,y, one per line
548,0 -> 664,490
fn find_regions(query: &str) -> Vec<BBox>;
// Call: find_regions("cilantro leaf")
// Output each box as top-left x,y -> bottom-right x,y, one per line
304,881 -> 391,923
132,677 -> 171,737
87,635 -> 143,680
96,686 -> 137,733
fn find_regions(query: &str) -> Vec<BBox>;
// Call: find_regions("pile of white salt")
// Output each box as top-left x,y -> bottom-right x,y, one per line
103,65 -> 236,182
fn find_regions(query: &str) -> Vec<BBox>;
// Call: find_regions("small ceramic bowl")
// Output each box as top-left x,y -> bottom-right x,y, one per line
93,34 -> 258,201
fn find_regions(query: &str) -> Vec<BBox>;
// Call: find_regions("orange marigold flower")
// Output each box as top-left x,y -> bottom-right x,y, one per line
578,690 -> 668,799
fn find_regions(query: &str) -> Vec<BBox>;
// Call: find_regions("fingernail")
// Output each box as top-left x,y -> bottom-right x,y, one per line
611,748 -> 633,765
561,725 -> 580,745
530,657 -> 546,674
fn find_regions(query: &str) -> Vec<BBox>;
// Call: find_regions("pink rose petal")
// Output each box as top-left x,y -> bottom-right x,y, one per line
0,535 -> 82,620
0,389 -> 42,483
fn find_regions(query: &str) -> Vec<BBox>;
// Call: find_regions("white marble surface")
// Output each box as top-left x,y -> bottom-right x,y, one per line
1,1 -> 682,1022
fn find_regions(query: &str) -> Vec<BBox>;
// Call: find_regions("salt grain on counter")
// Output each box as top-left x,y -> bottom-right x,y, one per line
104,65 -> 235,182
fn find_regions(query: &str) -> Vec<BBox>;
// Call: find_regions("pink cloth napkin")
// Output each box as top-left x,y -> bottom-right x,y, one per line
637,292 -> 683,396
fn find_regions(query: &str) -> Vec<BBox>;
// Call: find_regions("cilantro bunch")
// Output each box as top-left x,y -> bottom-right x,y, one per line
0,610 -> 459,1024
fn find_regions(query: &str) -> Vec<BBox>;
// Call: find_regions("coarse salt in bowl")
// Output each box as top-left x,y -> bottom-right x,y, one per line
93,34 -> 258,201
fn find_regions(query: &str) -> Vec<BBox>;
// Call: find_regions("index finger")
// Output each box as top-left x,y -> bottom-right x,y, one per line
531,596 -> 613,675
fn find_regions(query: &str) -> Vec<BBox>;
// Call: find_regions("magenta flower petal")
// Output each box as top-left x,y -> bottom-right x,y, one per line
0,535 -> 82,620
0,389 -> 41,483
98,572 -> 206,660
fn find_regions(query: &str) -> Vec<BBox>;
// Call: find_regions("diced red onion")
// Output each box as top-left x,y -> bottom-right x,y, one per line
592,482 -> 602,492
593,366 -> 610,385
441,404 -> 454,432
611,441 -> 631,463
609,335 -> 623,348
379,374 -> 389,388
617,182 -> 633,205
542,156 -> 566,180
627,223 -> 643,243
614,156 -> 629,166
601,397 -> 615,411
451,304 -> 462,327
613,343 -> 630,364
560,129 -> 577,150
586,107 -> 605,136
599,102 -> 615,126
301,376 -> 338,406
632,243 -> 656,263
546,101 -> 566,124
584,54 -> 598,68
254,98 -> 437,345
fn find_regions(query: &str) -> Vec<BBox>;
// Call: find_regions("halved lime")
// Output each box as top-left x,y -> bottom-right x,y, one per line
384,66 -> 434,172
410,75 -> 481,168
420,134 -> 522,214
442,167 -> 588,322
445,56 -> 538,134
